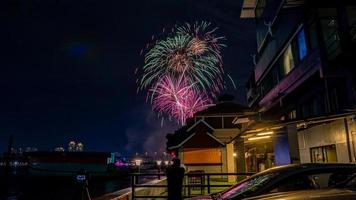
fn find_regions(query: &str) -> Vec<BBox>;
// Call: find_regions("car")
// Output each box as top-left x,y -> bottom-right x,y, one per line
188,163 -> 356,200
242,172 -> 356,200
242,188 -> 356,200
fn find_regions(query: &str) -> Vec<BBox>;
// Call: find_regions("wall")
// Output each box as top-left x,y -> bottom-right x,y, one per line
179,147 -> 224,173
298,118 -> 354,163
226,143 -> 236,182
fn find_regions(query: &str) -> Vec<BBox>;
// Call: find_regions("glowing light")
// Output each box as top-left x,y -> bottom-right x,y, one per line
257,131 -> 274,136
248,136 -> 271,141
156,160 -> 162,166
134,159 -> 142,166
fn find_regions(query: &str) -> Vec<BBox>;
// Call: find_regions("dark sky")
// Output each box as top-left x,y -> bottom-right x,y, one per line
0,0 -> 256,155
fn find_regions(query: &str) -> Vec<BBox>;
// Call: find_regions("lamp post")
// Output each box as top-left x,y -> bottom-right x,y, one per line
164,160 -> 169,166
156,160 -> 162,180
134,159 -> 142,173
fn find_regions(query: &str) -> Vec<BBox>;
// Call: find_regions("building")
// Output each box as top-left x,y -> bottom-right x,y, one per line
237,0 -> 356,169
166,95 -> 254,180
68,140 -> 84,152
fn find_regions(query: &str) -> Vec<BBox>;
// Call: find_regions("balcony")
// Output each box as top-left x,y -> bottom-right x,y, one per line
258,49 -> 322,110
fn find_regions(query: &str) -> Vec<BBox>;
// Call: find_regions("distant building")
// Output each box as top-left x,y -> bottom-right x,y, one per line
54,147 -> 65,152
68,141 -> 84,152
68,141 -> 76,152
24,147 -> 38,152
76,142 -> 84,152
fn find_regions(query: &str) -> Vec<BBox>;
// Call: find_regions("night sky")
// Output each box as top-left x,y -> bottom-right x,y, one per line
1,0 -> 256,155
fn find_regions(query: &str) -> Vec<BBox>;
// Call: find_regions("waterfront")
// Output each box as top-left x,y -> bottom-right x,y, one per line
1,175 -> 131,200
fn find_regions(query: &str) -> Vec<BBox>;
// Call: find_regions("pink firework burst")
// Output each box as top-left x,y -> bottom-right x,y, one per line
150,75 -> 212,125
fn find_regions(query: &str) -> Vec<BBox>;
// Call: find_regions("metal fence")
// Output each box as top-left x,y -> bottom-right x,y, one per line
131,172 -> 254,199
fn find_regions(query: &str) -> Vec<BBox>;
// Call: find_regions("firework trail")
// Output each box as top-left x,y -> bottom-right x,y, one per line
150,75 -> 212,125
140,22 -> 225,95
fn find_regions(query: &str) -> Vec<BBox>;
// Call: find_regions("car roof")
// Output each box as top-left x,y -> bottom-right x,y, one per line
244,188 -> 356,200
252,163 -> 356,177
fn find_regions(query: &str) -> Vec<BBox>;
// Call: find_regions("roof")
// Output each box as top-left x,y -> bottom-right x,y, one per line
256,163 -> 356,176
166,119 -> 223,150
195,101 -> 250,116
167,131 -> 224,150
187,119 -> 214,132
229,111 -> 356,143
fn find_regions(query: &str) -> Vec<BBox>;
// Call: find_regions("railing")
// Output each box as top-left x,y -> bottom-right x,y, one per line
131,172 -> 254,199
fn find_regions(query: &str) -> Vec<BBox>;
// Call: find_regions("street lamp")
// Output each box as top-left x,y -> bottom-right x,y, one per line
134,159 -> 142,173
156,160 -> 162,179
156,160 -> 162,166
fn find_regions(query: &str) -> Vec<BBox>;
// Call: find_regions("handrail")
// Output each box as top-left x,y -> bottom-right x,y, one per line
130,172 -> 255,199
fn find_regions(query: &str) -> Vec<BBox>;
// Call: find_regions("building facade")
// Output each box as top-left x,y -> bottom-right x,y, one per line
239,0 -> 356,169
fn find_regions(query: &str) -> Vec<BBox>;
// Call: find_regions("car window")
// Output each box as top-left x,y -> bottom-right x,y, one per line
268,170 -> 355,193
344,174 -> 356,189
219,172 -> 279,199
269,174 -> 318,193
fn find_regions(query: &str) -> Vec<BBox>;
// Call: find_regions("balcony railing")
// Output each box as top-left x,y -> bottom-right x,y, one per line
130,172 -> 254,199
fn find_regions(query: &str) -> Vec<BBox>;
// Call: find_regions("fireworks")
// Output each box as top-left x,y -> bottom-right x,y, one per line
150,75 -> 212,124
138,21 -> 227,125
141,22 -> 225,94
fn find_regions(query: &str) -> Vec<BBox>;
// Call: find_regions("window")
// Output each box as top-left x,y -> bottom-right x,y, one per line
308,22 -> 319,50
310,145 -> 337,163
347,6 -> 356,43
330,88 -> 339,112
269,171 -> 354,193
220,172 -> 279,199
259,25 -> 311,96
282,44 -> 295,75
321,18 -> 341,59
261,66 -> 279,96
255,0 -> 267,18
288,110 -> 297,120
297,29 -> 308,60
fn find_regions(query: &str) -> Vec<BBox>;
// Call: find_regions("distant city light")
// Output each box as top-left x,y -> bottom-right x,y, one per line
134,159 -> 142,166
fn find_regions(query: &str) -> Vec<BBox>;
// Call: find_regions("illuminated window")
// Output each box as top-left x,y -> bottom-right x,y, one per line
310,145 -> 337,163
282,44 -> 295,75
288,110 -> 297,120
297,29 -> 307,60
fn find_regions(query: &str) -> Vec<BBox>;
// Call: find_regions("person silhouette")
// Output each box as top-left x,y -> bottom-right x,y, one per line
166,158 -> 185,200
